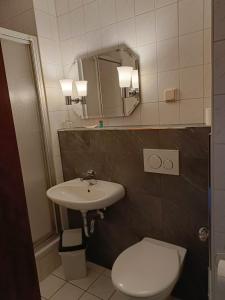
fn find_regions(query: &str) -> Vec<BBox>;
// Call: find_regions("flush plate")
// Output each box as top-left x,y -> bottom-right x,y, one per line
143,149 -> 179,176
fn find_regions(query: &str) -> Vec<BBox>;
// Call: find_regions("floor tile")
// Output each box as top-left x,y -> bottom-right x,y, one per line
70,268 -> 100,290
88,275 -> 115,299
102,268 -> 111,278
53,265 -> 66,280
87,261 -> 106,274
110,291 -> 130,300
39,274 -> 65,299
80,292 -> 101,300
51,283 -> 84,300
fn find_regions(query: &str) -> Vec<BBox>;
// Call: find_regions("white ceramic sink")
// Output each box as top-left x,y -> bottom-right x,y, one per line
46,178 -> 125,212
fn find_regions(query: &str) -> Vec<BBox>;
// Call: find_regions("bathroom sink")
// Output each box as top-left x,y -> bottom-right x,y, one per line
46,178 -> 125,212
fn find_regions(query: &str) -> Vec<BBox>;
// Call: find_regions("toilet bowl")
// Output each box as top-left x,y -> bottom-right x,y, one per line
112,238 -> 186,300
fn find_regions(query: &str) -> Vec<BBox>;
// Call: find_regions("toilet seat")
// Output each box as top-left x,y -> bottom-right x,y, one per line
112,238 -> 180,298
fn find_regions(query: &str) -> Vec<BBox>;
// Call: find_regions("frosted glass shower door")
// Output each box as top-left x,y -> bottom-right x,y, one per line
1,39 -> 55,245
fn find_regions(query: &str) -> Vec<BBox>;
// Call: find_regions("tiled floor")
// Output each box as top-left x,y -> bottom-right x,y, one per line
40,261 -> 179,300
40,262 -> 117,300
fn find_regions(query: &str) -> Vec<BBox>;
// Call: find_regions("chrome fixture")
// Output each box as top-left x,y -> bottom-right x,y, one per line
198,227 -> 209,242
59,79 -> 88,105
117,66 -> 140,99
80,170 -> 97,185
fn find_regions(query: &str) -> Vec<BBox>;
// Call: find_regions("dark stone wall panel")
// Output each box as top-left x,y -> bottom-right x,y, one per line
59,127 -> 210,300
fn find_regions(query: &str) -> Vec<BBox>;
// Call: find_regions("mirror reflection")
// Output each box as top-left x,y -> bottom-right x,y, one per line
77,46 -> 141,119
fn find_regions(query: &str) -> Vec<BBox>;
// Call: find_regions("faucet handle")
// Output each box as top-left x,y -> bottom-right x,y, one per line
87,170 -> 96,176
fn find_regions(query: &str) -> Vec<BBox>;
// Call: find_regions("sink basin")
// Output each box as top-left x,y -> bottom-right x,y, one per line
47,178 -> 125,212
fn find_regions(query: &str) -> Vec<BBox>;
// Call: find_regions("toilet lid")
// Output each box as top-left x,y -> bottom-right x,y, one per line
112,240 -> 180,297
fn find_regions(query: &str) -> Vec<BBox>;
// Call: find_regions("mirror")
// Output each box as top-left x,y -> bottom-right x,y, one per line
77,46 -> 141,119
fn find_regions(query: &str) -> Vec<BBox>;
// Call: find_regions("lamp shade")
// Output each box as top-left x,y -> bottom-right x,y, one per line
117,66 -> 133,88
59,79 -> 73,96
132,69 -> 139,89
75,80 -> 88,97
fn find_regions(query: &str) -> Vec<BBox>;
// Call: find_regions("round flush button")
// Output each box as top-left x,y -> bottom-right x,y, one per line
163,159 -> 173,170
148,155 -> 162,169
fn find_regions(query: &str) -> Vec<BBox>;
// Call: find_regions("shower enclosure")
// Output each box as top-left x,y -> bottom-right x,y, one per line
0,28 -> 59,254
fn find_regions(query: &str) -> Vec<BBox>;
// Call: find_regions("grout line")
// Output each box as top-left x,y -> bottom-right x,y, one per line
48,281 -> 67,299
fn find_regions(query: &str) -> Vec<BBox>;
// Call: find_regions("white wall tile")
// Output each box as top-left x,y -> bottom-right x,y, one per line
204,0 -> 212,29
180,66 -> 204,99
33,0 -> 49,12
157,38 -> 179,72
117,18 -> 136,48
58,13 -> 71,40
141,73 -> 158,102
60,39 -> 74,65
46,86 -> 67,112
115,0 -> 134,22
39,38 -> 61,64
84,1 -> 100,32
158,70 -> 179,101
141,102 -> 159,125
179,31 -> 204,68
48,0 -> 211,128
134,0 -> 155,15
55,0 -> 69,16
85,30 -> 102,54
99,0 -> 116,27
180,98 -> 204,124
136,11 -> 156,46
101,24 -> 118,48
42,63 -> 63,87
137,43 -> 157,75
156,3 -> 178,41
72,35 -> 87,58
204,63 -> 212,98
35,10 -> 53,39
48,0 -> 57,15
155,0 -> 177,9
70,7 -> 85,37
159,101 -> 180,125
204,29 -> 212,64
179,0 -> 204,35
69,0 -> 82,10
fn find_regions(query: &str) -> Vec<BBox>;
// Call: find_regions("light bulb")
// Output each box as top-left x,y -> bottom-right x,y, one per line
59,79 -> 73,96
117,66 -> 133,88
75,81 -> 88,97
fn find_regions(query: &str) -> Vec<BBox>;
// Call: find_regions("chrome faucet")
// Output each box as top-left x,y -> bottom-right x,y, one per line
80,170 -> 97,185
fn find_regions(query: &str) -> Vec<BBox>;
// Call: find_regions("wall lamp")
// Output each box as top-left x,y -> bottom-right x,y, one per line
117,66 -> 139,98
60,79 -> 88,105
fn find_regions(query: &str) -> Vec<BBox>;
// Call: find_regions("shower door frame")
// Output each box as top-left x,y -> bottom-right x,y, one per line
0,27 -> 60,247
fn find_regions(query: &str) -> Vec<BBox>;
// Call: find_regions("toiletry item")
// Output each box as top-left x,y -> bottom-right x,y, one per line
205,107 -> 211,126
99,120 -> 104,128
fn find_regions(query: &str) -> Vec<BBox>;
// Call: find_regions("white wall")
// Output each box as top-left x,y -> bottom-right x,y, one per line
33,0 -> 70,184
0,0 -> 36,35
55,0 -> 212,127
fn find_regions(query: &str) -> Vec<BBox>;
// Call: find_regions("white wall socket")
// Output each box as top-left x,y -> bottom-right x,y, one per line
143,149 -> 179,176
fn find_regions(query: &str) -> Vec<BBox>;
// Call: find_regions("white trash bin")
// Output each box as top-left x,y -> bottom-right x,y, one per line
59,228 -> 87,280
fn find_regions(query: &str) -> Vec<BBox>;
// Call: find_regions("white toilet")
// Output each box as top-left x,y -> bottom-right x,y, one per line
112,238 -> 186,300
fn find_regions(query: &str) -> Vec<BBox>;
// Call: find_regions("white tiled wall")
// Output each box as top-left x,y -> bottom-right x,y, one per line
212,0 -> 225,298
54,0 -> 212,127
32,0 -> 71,184
0,0 -> 36,35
